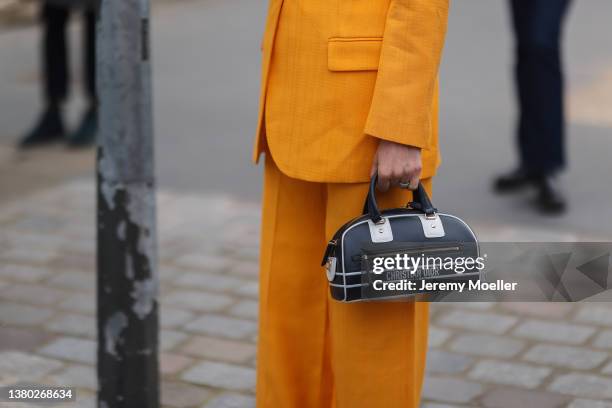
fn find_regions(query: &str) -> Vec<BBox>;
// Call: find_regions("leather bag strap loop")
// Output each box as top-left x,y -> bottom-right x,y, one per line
362,174 -> 436,222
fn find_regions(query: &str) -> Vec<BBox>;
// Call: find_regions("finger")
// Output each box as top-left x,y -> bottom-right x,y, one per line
390,170 -> 404,187
398,177 -> 412,189
408,174 -> 420,191
370,156 -> 379,177
377,172 -> 391,192
394,166 -> 414,189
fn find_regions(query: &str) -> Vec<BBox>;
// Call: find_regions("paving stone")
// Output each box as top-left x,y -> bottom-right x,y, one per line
69,391 -> 97,408
45,313 -> 96,338
2,232 -> 66,254
221,220 -> 260,241
0,326 -> 55,352
548,373 -> 612,399
46,271 -> 95,291
421,404 -> 464,408
159,240 -> 192,263
39,337 -> 96,365
184,315 -> 258,340
426,350 -> 474,374
174,271 -> 245,291
232,281 -> 258,299
163,290 -> 234,312
428,327 -> 452,348
158,265 -> 189,282
574,304 -> 612,326
226,261 -> 259,278
2,247 -> 59,264
600,361 -> 612,375
448,302 -> 494,310
160,280 -> 176,296
161,352 -> 194,376
60,225 -> 96,241
0,301 -> 55,326
58,222 -> 95,237
161,381 -> 211,408
180,336 -> 257,364
421,376 -> 484,404
512,319 -> 596,345
449,333 -> 525,358
435,310 -> 518,334
161,307 -> 196,328
49,251 -> 95,272
0,396 -> 40,408
48,364 -> 96,390
181,361 -> 256,391
0,283 -> 67,305
0,204 -> 21,224
568,399 -> 612,408
59,239 -> 95,255
468,360 -> 551,389
523,344 -> 608,370
0,351 -> 64,381
229,246 -> 259,262
479,387 -> 571,408
228,300 -> 258,320
501,302 -> 573,319
0,263 -> 51,282
593,330 -> 612,349
10,214 -> 66,233
161,329 -> 189,352
57,293 -> 96,315
202,392 -> 256,408
174,254 -> 231,272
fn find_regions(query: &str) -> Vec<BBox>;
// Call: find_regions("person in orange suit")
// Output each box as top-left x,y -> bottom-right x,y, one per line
253,1 -> 450,407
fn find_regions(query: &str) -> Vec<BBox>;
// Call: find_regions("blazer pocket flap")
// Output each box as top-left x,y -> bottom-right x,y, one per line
328,37 -> 383,72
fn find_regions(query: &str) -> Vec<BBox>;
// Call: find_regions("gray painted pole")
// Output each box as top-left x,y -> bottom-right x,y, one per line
96,0 -> 159,406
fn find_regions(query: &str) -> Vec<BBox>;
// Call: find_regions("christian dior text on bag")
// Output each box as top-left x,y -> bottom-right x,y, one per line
321,175 -> 481,302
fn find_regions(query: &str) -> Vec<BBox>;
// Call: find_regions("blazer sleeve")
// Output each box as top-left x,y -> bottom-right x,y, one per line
364,0 -> 449,149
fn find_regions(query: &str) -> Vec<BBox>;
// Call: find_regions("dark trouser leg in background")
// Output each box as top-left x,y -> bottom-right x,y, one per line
43,3 -> 70,105
68,8 -> 98,147
19,2 -> 70,147
511,0 -> 571,175
495,0 -> 572,214
84,9 -> 96,104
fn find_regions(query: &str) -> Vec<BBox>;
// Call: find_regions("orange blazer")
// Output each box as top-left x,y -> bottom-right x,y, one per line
253,0 -> 450,183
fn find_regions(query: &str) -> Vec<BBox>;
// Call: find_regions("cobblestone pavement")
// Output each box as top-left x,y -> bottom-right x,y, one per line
1,180 -> 612,408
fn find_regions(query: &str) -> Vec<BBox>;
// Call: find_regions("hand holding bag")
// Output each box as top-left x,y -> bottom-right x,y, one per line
322,175 -> 481,302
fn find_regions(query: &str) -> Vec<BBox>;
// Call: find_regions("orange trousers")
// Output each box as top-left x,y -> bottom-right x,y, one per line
256,155 -> 430,408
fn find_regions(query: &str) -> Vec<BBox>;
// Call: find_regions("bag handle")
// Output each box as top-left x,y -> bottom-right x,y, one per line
362,174 -> 437,223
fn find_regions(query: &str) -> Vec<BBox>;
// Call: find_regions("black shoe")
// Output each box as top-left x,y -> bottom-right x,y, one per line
67,107 -> 97,147
535,175 -> 566,215
18,106 -> 65,148
493,168 -> 536,193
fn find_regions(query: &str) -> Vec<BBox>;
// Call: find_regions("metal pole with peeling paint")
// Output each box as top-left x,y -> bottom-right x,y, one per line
96,0 -> 159,405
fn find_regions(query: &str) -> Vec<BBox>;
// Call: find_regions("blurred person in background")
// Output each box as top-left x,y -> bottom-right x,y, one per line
494,0 -> 572,214
19,0 -> 96,148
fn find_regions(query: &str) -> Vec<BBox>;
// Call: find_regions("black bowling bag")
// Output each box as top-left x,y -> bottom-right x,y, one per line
322,175 -> 481,302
